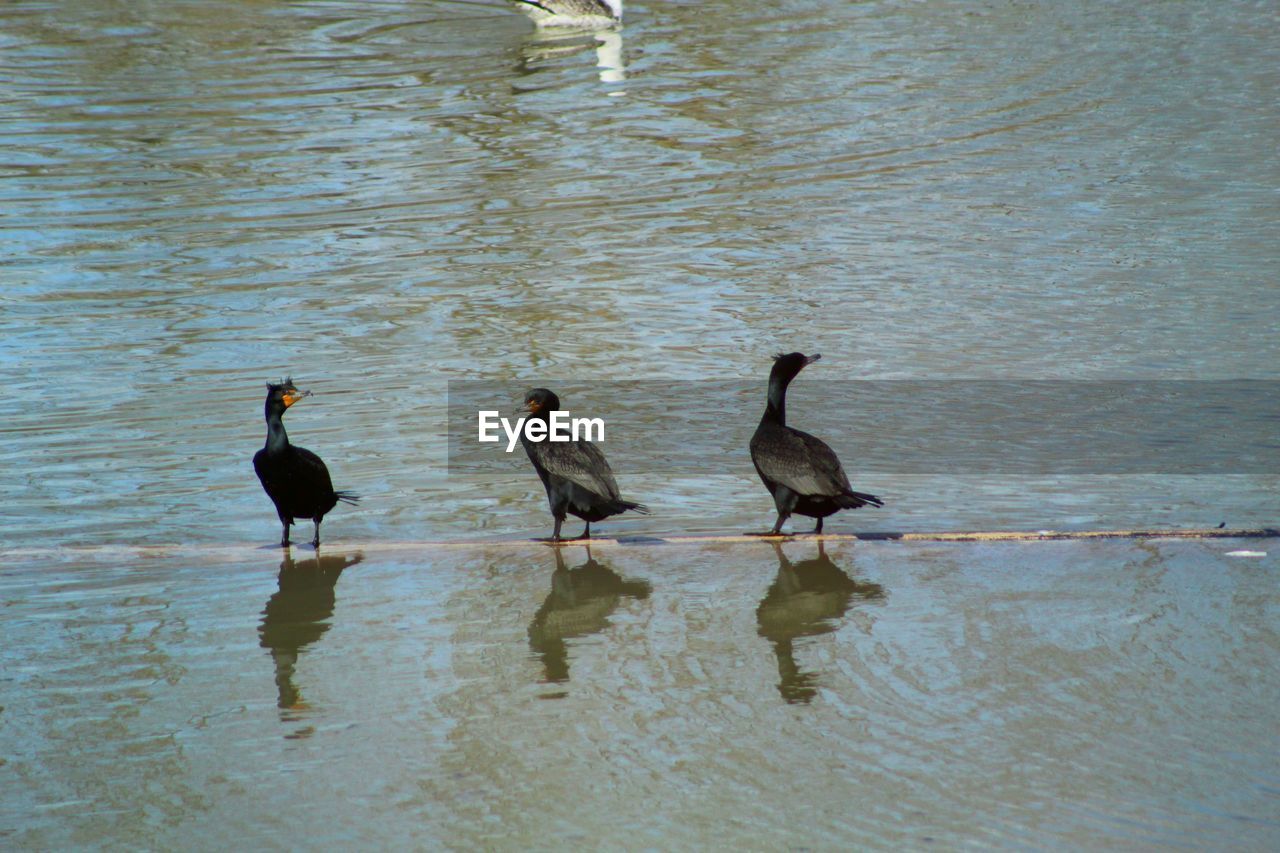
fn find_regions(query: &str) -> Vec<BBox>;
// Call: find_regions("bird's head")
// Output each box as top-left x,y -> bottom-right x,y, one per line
265,377 -> 311,411
770,352 -> 821,383
520,387 -> 561,417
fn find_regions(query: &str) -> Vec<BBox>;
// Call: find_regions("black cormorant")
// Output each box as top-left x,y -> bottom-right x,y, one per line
519,388 -> 647,542
253,379 -> 359,548
749,353 -> 882,535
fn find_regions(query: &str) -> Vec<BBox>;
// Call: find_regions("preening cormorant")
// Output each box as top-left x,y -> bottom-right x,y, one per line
511,0 -> 621,28
519,388 -> 647,542
253,378 -> 359,548
749,353 -> 882,535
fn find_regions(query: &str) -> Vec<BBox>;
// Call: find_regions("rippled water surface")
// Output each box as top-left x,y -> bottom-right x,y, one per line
3,0 -> 1278,546
5,539 -> 1279,849
2,0 -> 1278,847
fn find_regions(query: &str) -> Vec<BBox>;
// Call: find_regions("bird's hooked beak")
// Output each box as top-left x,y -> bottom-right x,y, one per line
804,353 -> 822,366
514,398 -> 538,419
282,388 -> 313,408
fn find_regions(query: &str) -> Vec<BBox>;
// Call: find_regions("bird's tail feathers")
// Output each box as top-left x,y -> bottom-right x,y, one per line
839,490 -> 883,509
335,490 -> 361,505
619,499 -> 649,515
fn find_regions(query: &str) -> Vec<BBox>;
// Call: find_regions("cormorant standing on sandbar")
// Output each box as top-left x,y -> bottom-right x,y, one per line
253,378 -> 359,547
519,388 -> 647,542
749,353 -> 882,536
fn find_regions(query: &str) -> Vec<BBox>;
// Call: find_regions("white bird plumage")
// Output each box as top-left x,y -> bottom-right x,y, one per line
512,0 -> 622,28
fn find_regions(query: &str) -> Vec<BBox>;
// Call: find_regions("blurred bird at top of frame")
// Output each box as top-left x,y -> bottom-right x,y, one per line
511,0 -> 622,29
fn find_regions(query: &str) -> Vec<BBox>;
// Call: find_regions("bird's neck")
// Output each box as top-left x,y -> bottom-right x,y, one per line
518,408 -> 552,453
265,409 -> 290,453
762,377 -> 790,426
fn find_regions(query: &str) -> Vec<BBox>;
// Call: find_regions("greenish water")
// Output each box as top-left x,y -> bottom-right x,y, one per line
2,0 -> 1278,847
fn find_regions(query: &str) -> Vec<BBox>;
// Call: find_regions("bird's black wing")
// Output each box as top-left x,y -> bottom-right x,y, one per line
530,439 -> 622,500
752,426 -> 852,497
253,449 -> 275,492
289,445 -> 336,491
256,446 -> 335,492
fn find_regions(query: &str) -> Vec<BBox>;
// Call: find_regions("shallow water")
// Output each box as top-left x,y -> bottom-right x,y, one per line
3,539 -> 1278,848
2,0 -> 1278,846
2,0 -> 1278,548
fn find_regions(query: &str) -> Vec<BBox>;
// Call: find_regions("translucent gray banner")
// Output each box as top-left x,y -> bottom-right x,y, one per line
447,380 -> 1280,475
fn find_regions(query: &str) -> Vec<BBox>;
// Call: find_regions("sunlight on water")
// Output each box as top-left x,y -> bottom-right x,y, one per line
1,0 -> 1277,847
3,539 -> 1278,848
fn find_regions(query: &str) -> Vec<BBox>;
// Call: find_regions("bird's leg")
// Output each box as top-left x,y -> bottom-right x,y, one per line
578,522 -> 591,540
280,517 -> 291,548
533,517 -> 568,544
746,513 -> 791,537
811,518 -> 824,535
312,519 -> 322,548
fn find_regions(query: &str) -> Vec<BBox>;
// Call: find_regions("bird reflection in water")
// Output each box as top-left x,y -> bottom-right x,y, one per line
258,550 -> 364,718
756,541 -> 884,704
527,546 -> 651,687
518,28 -> 625,85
